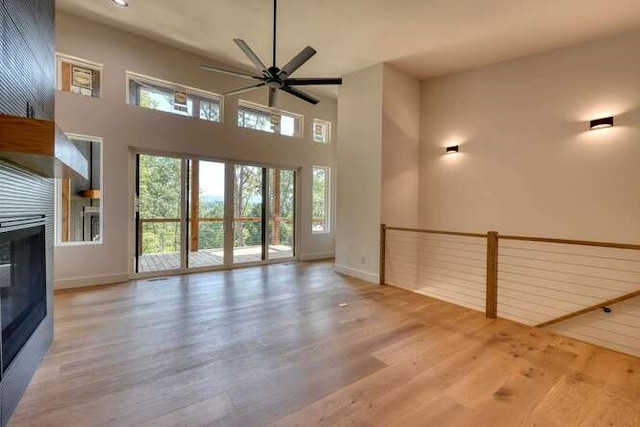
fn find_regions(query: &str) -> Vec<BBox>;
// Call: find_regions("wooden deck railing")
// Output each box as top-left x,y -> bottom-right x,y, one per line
380,224 -> 640,325
137,217 -> 324,256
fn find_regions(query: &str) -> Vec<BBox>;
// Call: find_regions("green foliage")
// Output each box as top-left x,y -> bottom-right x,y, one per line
139,89 -> 160,110
138,155 -> 181,254
138,156 -> 296,257
312,167 -> 328,231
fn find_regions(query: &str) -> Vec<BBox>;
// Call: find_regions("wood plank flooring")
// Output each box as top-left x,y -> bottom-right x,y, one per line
9,261 -> 640,426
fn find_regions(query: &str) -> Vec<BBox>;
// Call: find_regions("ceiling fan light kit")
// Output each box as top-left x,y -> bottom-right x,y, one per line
202,0 -> 342,107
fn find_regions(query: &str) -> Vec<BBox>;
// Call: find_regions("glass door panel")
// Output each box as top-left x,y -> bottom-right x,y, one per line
233,165 -> 265,264
268,169 -> 295,260
136,154 -> 183,273
188,160 -> 226,269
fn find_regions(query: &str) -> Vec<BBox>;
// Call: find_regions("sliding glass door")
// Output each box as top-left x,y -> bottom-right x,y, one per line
188,160 -> 226,269
135,153 -> 296,275
268,169 -> 295,260
135,154 -> 184,273
233,165 -> 265,264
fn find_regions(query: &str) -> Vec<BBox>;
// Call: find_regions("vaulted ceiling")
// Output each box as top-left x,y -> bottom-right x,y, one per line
57,0 -> 640,80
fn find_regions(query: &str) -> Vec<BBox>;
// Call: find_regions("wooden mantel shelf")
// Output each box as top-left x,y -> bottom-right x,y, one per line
0,115 -> 88,180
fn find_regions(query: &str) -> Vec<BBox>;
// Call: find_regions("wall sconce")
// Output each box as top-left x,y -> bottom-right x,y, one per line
590,116 -> 614,130
446,145 -> 459,154
112,0 -> 129,7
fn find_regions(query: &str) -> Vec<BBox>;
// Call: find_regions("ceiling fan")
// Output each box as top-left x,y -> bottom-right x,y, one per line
201,0 -> 342,107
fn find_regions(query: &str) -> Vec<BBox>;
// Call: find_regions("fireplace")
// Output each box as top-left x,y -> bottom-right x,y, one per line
0,161 -> 54,426
0,216 -> 47,374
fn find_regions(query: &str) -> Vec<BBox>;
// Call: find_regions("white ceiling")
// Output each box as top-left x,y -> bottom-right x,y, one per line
57,0 -> 640,81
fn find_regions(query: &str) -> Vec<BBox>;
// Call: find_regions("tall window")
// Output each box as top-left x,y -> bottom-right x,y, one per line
313,119 -> 331,144
57,54 -> 102,98
56,135 -> 103,245
312,166 -> 330,233
238,100 -> 303,138
126,72 -> 222,122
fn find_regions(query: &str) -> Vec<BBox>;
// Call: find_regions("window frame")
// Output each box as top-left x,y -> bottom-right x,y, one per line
125,71 -> 224,123
312,118 -> 331,144
237,100 -> 303,138
55,134 -> 104,247
56,53 -> 104,98
311,166 -> 331,234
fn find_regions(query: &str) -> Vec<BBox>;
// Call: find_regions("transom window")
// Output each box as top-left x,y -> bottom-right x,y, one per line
237,100 -> 303,138
126,72 -> 222,122
313,119 -> 331,144
56,54 -> 103,98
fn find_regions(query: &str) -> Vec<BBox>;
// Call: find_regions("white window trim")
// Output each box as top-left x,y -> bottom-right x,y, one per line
237,100 -> 304,138
125,71 -> 224,123
312,166 -> 331,234
55,133 -> 105,247
56,53 -> 104,98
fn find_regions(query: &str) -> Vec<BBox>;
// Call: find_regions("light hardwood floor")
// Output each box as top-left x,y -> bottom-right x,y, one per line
10,261 -> 640,426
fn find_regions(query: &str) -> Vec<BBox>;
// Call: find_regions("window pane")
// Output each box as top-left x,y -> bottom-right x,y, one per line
312,166 -> 330,233
238,108 -> 273,132
280,115 -> 295,137
313,119 -> 330,144
237,101 -> 302,137
57,55 -> 102,98
199,99 -> 220,122
57,137 -> 102,244
127,73 -> 221,122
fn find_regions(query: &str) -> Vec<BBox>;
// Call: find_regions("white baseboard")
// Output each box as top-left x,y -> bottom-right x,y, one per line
299,251 -> 335,261
54,273 -> 129,290
333,264 -> 379,284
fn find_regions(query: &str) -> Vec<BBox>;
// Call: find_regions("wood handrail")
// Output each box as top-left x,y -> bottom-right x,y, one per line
536,289 -> 640,328
385,226 -> 486,239
499,234 -> 640,251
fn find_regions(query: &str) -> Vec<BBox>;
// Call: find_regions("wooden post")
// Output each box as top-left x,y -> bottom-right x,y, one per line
273,169 -> 281,245
380,224 -> 386,285
485,231 -> 499,319
61,62 -> 72,92
190,160 -> 199,252
61,177 -> 71,242
137,219 -> 143,257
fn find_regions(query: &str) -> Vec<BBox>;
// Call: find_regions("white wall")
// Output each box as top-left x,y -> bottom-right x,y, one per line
335,64 -> 383,283
335,64 -> 420,283
54,12 -> 337,288
419,30 -> 640,242
413,30 -> 640,354
381,64 -> 420,227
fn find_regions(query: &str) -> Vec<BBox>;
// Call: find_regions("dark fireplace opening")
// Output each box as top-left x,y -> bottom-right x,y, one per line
0,218 -> 47,374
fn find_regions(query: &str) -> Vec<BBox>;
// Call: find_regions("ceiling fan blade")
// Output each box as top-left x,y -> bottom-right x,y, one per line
278,46 -> 317,78
224,83 -> 266,97
268,87 -> 278,108
234,39 -> 268,74
201,65 -> 260,80
284,77 -> 342,86
281,85 -> 319,105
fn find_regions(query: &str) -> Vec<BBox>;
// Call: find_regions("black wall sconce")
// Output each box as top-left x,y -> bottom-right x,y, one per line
590,116 -> 614,130
446,145 -> 459,154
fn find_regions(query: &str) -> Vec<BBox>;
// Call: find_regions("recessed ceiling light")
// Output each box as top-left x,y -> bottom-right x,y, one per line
112,0 -> 128,7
